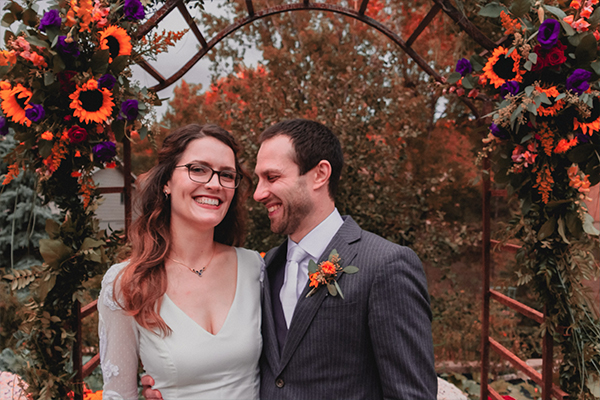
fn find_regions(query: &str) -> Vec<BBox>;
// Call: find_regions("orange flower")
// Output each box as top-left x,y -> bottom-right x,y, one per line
71,171 -> 82,178
69,79 -> 114,124
533,164 -> 554,204
41,131 -> 53,141
483,46 -> 524,88
320,261 -> 337,275
66,0 -> 94,31
555,137 -> 578,153
2,164 -> 21,185
0,83 -> 33,126
568,164 -> 591,193
535,86 -> 565,116
500,11 -> 521,35
537,123 -> 554,156
0,50 -> 17,67
570,0 -> 582,9
99,25 -> 132,63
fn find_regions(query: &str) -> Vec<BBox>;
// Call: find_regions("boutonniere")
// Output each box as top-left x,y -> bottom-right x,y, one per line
306,249 -> 359,299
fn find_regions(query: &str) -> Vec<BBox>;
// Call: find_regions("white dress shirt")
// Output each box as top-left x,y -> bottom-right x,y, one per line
283,208 -> 344,310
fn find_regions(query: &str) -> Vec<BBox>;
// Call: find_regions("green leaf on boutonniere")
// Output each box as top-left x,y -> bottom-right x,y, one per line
510,0 -> 531,18
543,5 -> 567,19
327,282 -> 337,296
334,281 -> 344,300
343,265 -> 359,274
308,259 -> 318,274
538,217 -> 556,240
478,2 -> 507,18
447,72 -> 461,85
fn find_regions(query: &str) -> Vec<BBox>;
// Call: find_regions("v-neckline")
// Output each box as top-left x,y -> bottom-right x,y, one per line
163,247 -> 240,337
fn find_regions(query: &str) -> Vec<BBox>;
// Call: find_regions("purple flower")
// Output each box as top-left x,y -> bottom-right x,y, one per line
500,81 -> 520,98
0,116 -> 8,136
98,74 -> 116,90
124,0 -> 145,20
39,10 -> 61,32
576,131 -> 591,144
25,104 -> 45,123
455,58 -> 472,76
566,69 -> 592,94
120,99 -> 139,121
56,36 -> 80,58
538,19 -> 561,49
93,141 -> 117,162
490,123 -> 508,139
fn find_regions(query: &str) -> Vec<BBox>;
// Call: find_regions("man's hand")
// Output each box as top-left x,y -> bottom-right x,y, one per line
141,375 -> 163,400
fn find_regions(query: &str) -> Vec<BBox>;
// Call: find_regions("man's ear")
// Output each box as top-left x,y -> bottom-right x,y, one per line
311,160 -> 331,191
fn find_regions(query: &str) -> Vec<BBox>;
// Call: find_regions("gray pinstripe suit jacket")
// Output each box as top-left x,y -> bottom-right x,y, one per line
260,216 -> 437,399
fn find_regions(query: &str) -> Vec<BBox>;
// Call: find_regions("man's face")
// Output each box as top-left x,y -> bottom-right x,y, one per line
253,135 -> 313,237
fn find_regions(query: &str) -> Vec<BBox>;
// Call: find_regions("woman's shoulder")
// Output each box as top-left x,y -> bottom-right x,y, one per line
100,261 -> 129,311
235,247 -> 265,279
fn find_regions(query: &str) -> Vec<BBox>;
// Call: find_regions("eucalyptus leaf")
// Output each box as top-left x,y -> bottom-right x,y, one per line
555,93 -> 566,101
526,102 -> 537,115
329,249 -> 338,258
45,25 -> 60,43
334,280 -> 344,300
543,5 -> 567,19
43,71 -> 55,86
510,0 -> 531,18
478,2 -> 506,17
327,282 -> 337,296
470,54 -> 486,72
52,54 -> 65,73
308,259 -> 318,274
521,193 -> 533,215
462,76 -> 474,89
109,55 -> 129,74
343,265 -> 359,274
538,217 -> 556,240
111,119 -> 126,142
510,105 -> 524,129
25,34 -> 48,48
524,60 -> 532,71
525,85 -> 535,96
139,125 -> 148,140
528,53 -> 538,63
447,72 -> 462,85
561,20 -> 576,36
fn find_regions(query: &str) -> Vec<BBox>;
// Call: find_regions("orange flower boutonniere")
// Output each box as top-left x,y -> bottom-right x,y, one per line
306,249 -> 359,299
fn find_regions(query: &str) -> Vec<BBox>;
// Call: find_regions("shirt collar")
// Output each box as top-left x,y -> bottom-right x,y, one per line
287,208 -> 344,262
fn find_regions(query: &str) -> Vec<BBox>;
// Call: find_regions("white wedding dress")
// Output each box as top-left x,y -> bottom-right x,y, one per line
98,247 -> 263,400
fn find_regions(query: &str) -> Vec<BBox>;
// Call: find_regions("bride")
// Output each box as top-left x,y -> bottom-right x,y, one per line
98,124 -> 263,399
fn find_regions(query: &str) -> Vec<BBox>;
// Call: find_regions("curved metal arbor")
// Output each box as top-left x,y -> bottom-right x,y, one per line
74,2 -> 567,400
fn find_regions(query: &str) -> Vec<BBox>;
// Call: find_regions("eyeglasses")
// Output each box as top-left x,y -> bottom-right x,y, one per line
175,163 -> 241,189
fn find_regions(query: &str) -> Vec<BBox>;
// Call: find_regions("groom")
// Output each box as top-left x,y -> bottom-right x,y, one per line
142,119 -> 436,398
253,119 -> 436,399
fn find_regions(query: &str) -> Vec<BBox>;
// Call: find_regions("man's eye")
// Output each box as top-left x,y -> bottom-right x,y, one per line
267,175 -> 278,182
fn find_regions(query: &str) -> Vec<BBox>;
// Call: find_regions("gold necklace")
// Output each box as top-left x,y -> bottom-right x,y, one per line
168,246 -> 216,278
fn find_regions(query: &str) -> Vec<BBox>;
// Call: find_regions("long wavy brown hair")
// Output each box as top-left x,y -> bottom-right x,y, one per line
116,124 -> 250,335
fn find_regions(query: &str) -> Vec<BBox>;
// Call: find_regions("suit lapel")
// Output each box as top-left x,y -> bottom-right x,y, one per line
278,216 -> 361,373
263,242 -> 287,367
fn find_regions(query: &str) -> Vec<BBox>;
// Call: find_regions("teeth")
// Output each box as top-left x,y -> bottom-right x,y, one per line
267,204 -> 280,213
195,197 -> 219,206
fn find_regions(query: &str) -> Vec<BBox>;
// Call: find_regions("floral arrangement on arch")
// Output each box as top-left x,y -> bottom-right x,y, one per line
447,0 -> 600,397
0,0 -> 186,398
0,0 -> 185,206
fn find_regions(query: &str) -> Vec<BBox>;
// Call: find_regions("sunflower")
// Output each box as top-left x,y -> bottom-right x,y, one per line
573,96 -> 600,135
69,79 -> 114,124
0,82 -> 33,126
99,25 -> 132,63
483,46 -> 524,88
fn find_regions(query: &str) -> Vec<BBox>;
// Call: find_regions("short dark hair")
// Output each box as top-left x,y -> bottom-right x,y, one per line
259,119 -> 343,198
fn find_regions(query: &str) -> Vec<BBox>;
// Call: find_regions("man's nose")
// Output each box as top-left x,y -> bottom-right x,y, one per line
253,179 -> 266,202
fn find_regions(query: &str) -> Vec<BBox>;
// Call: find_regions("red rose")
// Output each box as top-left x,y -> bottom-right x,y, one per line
68,126 -> 88,143
546,43 -> 567,66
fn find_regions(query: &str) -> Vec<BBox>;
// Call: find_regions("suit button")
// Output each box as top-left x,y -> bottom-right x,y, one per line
275,378 -> 285,388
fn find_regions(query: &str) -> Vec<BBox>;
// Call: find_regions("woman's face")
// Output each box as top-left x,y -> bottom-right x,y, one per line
164,136 -> 237,233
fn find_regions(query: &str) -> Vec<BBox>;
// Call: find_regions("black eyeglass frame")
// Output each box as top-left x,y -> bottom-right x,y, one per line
174,163 -> 242,189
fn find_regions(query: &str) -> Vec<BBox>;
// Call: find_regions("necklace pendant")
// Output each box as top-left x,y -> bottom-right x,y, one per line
191,267 -> 205,277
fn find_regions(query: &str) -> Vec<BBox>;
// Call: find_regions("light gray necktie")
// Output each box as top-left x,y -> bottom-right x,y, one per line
280,244 -> 307,328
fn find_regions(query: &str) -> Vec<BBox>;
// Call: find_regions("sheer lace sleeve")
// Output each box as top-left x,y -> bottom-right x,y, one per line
98,262 -> 140,400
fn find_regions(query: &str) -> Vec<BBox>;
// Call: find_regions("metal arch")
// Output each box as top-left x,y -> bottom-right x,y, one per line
133,1 -> 492,116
